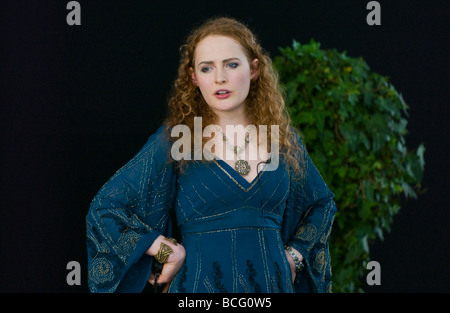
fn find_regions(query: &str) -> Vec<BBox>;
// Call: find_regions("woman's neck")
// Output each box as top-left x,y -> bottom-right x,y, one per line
214,108 -> 250,130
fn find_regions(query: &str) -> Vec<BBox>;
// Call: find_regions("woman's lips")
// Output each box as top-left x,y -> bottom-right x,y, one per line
214,89 -> 232,99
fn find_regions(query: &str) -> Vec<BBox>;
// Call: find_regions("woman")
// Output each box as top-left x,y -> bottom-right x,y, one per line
86,17 -> 337,293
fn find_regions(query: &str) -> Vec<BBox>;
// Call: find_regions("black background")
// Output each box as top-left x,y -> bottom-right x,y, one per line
1,0 -> 448,292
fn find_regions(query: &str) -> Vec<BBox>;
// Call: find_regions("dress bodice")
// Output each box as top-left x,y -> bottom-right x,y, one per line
169,159 -> 294,293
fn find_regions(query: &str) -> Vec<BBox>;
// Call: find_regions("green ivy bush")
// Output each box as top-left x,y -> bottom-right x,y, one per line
274,40 -> 425,292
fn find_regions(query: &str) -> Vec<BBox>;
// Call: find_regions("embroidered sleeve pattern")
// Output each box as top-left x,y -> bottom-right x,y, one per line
86,127 -> 176,292
282,135 -> 337,293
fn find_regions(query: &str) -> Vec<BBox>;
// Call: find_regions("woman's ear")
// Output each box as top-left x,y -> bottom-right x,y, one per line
250,58 -> 259,80
190,67 -> 198,85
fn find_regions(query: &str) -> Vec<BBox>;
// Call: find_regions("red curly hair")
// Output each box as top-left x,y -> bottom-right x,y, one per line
164,17 -> 303,176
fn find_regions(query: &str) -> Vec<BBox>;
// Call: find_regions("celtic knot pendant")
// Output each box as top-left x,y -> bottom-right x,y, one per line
235,160 -> 251,175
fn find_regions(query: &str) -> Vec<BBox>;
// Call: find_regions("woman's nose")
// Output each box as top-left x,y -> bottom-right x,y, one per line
215,68 -> 227,84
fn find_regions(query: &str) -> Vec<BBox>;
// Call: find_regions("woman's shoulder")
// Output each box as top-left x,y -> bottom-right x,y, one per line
146,124 -> 171,147
128,124 -> 173,167
288,126 -> 305,146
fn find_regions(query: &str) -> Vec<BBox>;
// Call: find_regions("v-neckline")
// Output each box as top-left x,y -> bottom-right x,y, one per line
214,158 -> 270,191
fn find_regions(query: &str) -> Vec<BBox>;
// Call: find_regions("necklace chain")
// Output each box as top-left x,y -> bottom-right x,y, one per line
215,126 -> 251,176
216,127 -> 250,155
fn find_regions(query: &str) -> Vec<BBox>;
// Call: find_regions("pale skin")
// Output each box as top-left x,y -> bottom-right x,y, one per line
146,35 -> 303,290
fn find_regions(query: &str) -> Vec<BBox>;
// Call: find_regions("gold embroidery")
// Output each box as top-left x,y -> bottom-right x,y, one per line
296,224 -> 317,241
313,249 -> 326,273
214,160 -> 265,192
327,282 -> 333,293
118,232 -> 140,255
89,257 -> 114,284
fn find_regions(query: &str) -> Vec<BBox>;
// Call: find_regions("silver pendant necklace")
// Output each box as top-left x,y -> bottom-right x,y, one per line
217,127 -> 251,176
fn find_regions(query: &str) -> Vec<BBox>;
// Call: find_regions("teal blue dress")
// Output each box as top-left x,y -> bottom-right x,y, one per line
86,125 -> 336,293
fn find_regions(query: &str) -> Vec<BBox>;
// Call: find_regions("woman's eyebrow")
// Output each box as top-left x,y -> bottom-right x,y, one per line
197,57 -> 241,67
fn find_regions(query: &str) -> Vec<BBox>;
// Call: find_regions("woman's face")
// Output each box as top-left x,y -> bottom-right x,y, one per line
191,35 -> 258,117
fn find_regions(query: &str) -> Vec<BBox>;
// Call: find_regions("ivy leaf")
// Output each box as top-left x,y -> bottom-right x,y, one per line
417,143 -> 426,169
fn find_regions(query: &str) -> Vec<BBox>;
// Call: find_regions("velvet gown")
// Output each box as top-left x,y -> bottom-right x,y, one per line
86,125 -> 337,293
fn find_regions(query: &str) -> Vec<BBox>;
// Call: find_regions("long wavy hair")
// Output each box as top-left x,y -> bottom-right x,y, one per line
164,17 -> 303,177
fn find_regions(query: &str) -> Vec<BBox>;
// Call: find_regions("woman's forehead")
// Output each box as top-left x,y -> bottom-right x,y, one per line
194,35 -> 246,63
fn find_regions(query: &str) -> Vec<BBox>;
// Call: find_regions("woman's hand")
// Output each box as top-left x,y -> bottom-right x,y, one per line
146,235 -> 186,292
285,247 -> 303,283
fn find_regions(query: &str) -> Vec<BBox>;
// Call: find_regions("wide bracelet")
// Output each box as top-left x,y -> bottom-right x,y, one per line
285,245 -> 304,272
154,237 -> 178,264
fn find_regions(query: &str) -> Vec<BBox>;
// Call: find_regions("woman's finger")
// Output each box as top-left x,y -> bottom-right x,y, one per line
148,272 -> 155,284
157,262 -> 177,284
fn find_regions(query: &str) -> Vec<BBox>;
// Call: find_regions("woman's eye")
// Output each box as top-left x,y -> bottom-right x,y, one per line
227,63 -> 239,69
200,67 -> 211,73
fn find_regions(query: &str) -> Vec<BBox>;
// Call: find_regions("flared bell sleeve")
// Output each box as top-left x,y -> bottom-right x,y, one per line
86,126 -> 177,293
281,134 -> 337,293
